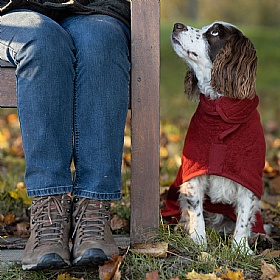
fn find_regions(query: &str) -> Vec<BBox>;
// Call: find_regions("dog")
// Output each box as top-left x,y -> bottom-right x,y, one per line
171,22 -> 266,253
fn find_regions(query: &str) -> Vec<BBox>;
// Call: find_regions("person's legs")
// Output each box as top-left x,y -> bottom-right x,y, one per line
60,14 -> 130,265
0,10 -> 76,270
0,10 -> 130,269
0,10 -> 76,196
61,14 -> 130,200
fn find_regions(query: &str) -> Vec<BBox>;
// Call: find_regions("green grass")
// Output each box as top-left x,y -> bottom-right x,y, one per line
0,265 -> 101,280
105,227 -> 278,279
1,227 -> 278,279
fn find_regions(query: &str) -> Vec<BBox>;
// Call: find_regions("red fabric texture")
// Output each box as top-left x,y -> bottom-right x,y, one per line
161,94 -> 266,234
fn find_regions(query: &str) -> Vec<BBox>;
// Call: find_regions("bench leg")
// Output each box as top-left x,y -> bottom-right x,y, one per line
130,0 -> 160,243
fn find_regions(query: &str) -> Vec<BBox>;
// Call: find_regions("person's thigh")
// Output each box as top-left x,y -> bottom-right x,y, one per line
60,14 -> 131,199
0,10 -> 77,196
0,10 -> 74,64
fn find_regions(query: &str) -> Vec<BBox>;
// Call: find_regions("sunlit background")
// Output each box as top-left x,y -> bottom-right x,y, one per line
160,0 -> 280,125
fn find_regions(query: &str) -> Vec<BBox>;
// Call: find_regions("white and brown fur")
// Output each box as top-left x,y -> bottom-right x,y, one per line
172,22 -> 261,253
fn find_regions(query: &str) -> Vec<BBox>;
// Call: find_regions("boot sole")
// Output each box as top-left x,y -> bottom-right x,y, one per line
22,253 -> 71,271
72,248 -> 108,267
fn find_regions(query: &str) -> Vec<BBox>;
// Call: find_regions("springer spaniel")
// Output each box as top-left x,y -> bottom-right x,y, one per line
171,22 -> 266,254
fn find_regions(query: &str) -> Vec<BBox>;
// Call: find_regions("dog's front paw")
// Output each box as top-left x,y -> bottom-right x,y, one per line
232,237 -> 254,255
190,230 -> 207,249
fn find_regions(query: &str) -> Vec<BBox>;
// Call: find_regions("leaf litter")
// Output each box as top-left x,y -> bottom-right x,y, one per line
1,115 -> 280,279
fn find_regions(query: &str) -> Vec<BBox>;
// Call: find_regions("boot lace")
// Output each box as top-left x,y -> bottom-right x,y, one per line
72,198 -> 110,243
30,195 -> 68,248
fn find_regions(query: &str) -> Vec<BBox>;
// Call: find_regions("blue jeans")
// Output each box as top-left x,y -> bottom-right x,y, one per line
0,10 -> 131,200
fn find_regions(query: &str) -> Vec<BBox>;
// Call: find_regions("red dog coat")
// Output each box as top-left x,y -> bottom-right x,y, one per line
162,94 -> 266,233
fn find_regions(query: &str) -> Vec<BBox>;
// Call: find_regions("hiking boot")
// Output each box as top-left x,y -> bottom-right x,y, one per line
71,197 -> 119,266
22,194 -> 72,270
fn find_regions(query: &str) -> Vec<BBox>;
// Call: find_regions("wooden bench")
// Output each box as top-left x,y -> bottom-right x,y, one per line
0,0 -> 160,243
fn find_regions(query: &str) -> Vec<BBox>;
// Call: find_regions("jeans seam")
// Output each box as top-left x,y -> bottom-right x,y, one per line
73,63 -> 80,186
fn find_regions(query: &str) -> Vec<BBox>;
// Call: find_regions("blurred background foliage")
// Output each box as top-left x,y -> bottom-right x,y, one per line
161,0 -> 280,26
160,0 -> 280,127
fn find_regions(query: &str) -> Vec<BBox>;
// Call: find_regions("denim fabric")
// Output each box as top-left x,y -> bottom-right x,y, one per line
0,10 -> 130,200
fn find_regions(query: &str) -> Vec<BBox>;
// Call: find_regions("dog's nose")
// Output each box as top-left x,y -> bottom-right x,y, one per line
173,23 -> 188,32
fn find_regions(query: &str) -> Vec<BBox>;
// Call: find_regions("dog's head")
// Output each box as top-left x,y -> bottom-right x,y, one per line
171,22 -> 257,100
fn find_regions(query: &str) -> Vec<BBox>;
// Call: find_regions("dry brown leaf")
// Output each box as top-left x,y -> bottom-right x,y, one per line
220,267 -> 245,280
99,254 -> 124,280
263,161 -> 279,179
131,242 -> 168,258
261,260 -> 279,280
110,214 -> 129,231
262,249 -> 280,260
186,270 -> 221,279
146,270 -> 160,280
170,277 -> 179,280
4,213 -> 16,225
13,221 -> 30,237
269,176 -> 280,195
262,194 -> 280,210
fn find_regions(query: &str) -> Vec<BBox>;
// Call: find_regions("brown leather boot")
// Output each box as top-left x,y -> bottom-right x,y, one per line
71,197 -> 119,266
22,194 -> 72,270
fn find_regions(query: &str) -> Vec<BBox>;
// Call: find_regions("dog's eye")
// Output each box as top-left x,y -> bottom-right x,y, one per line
211,30 -> 219,36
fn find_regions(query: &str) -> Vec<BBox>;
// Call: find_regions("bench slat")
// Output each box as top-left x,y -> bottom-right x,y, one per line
0,62 -> 17,108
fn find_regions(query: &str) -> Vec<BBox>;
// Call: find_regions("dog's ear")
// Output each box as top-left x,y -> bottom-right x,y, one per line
184,69 -> 200,101
211,33 -> 257,99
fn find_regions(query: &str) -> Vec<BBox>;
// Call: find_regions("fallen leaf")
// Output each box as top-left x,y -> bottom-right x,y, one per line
261,260 -> 279,280
131,242 -> 168,258
263,161 -> 279,179
57,273 -> 80,280
13,221 -> 30,237
110,214 -> 129,231
4,214 -> 16,225
269,176 -> 280,195
99,254 -> 124,280
186,270 -> 221,279
262,194 -> 280,211
220,267 -> 245,280
262,249 -> 280,260
146,270 -> 160,280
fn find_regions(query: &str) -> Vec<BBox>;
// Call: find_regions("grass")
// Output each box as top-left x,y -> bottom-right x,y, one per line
1,227 -> 277,279
0,265 -> 101,280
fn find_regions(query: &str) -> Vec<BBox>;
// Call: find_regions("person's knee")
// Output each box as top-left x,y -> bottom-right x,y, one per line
92,17 -> 129,48
18,17 -> 74,63
73,16 -> 130,60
